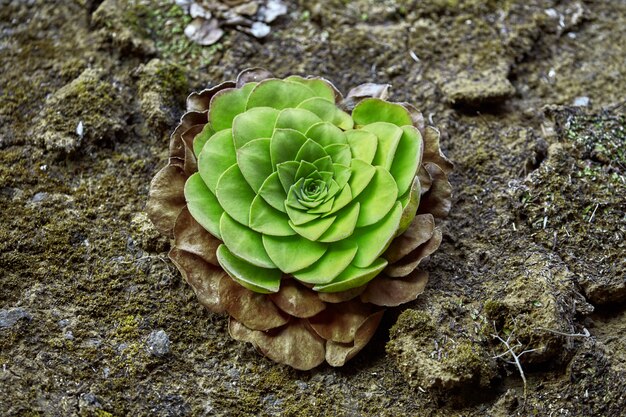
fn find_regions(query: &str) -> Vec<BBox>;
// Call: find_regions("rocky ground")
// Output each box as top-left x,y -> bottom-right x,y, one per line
0,0 -> 624,416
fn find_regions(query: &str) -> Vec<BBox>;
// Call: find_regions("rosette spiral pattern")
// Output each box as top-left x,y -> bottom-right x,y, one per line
147,69 -> 453,370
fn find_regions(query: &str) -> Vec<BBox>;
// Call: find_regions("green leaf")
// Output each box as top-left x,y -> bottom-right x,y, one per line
258,171 -> 287,212
324,144 -> 351,166
249,194 -> 296,236
285,76 -> 336,102
327,184 -> 352,215
275,108 -> 322,134
332,164 -> 351,188
219,212 -> 276,268
276,161 -> 300,193
215,164 -> 256,226
294,160 -> 318,182
362,122 -> 403,170
293,240 -> 358,284
318,202 -> 360,242
346,130 -> 377,164
246,79 -> 316,109
333,109 -> 354,130
397,176 -> 420,234
298,97 -> 354,130
209,83 -> 257,131
351,201 -> 402,267
289,215 -> 336,241
286,204 -> 320,225
313,257 -> 387,292
312,156 -> 333,173
355,166 -> 398,227
348,159 -> 376,198
307,197 -> 335,215
295,139 -> 328,163
193,123 -> 214,157
352,98 -> 412,127
198,129 -> 237,193
232,107 -> 280,149
237,138 -> 273,192
216,245 -> 281,294
285,178 -> 306,210
270,128 -> 308,166
324,179 -> 341,199
390,125 -> 422,196
262,234 -> 328,273
305,122 -> 347,147
184,173 -> 224,239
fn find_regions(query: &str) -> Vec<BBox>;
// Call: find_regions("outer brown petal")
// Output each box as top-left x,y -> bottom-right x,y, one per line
360,270 -> 429,307
229,318 -> 326,371
384,214 -> 435,263
341,83 -> 392,112
325,310 -> 384,367
418,162 -> 453,219
173,207 -> 220,266
317,286 -> 366,303
269,279 -> 326,318
346,83 -> 390,100
186,81 -> 236,112
418,165 -> 432,195
170,111 -> 208,160
169,247 -> 227,313
181,124 -> 203,175
384,228 -> 443,278
236,67 -> 274,87
399,102 -> 425,132
146,164 -> 187,237
308,300 -> 376,344
422,126 -> 454,174
219,277 -> 288,331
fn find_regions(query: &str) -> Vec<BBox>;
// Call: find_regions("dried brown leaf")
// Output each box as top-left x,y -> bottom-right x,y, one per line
384,229 -> 442,277
229,318 -> 326,371
384,214 -> 435,263
186,81 -> 236,113
169,247 -> 227,313
422,126 -> 454,174
325,309 -> 384,367
269,279 -> 326,318
308,300 -> 376,344
173,207 -> 220,266
219,276 -> 289,331
146,164 -> 187,237
361,270 -> 429,307
418,163 -> 452,219
236,67 -> 274,87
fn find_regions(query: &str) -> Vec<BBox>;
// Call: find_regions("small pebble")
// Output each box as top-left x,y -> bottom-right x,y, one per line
573,96 -> 590,106
146,329 -> 170,357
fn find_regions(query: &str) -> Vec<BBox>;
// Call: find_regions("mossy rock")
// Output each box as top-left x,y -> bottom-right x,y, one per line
387,303 -> 497,402
35,68 -> 128,153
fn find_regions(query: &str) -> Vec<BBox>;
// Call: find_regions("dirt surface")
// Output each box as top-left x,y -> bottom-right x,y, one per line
1,0 -> 624,416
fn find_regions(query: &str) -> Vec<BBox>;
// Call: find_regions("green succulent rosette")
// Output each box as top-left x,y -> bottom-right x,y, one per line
147,69 -> 453,370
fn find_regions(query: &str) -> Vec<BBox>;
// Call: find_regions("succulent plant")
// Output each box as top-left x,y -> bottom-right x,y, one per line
147,68 -> 452,370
